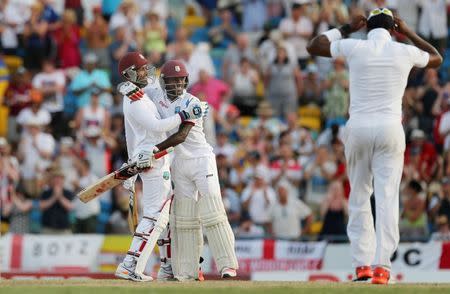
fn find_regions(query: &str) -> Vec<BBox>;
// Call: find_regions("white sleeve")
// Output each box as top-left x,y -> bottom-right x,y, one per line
128,98 -> 182,133
330,39 -> 357,59
439,113 -> 450,135
241,187 -> 251,203
406,45 -> 430,68
295,199 -> 312,219
31,75 -> 41,88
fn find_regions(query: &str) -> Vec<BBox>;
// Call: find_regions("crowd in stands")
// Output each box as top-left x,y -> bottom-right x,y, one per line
1,0 -> 450,243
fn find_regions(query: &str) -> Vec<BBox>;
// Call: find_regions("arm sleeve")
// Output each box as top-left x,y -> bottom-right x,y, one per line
296,199 -> 312,219
330,39 -> 357,59
406,45 -> 430,68
129,98 -> 182,132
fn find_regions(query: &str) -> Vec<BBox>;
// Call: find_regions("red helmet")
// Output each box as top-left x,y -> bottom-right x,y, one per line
118,52 -> 154,87
159,60 -> 189,100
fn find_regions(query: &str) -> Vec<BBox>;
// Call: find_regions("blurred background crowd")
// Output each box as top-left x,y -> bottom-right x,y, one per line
0,0 -> 450,243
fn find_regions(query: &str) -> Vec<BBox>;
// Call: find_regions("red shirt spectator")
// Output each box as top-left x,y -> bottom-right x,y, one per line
404,129 -> 438,182
189,69 -> 230,111
53,10 -> 81,68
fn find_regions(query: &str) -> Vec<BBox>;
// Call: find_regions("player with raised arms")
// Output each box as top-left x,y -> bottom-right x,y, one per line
307,9 -> 442,284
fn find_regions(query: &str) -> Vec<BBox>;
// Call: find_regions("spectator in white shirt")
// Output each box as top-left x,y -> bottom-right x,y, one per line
268,180 -> 312,239
72,158 -> 100,233
16,89 -> 51,137
241,166 -> 277,228
278,1 -> 314,69
214,130 -> 236,163
109,0 -> 142,45
17,116 -> 56,198
418,0 -> 448,54
32,59 -> 66,138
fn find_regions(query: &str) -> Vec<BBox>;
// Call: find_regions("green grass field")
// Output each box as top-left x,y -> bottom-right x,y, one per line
2,280 -> 450,294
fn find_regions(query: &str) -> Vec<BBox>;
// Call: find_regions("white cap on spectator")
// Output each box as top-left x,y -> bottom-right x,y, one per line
84,53 -> 98,64
0,137 -> 7,147
410,129 -> 425,140
60,136 -> 74,147
84,125 -> 101,138
254,165 -> 270,182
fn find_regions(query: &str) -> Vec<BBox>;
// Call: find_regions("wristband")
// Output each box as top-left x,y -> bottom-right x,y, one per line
322,28 -> 343,42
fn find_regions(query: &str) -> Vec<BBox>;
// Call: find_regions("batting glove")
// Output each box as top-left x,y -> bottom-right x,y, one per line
179,101 -> 209,121
118,81 -> 144,101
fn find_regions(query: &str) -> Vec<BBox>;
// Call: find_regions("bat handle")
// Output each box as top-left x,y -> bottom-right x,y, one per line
153,146 -> 174,159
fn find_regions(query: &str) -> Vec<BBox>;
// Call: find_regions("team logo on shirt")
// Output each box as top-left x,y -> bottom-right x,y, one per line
163,171 -> 170,180
174,106 -> 180,114
175,66 -> 180,72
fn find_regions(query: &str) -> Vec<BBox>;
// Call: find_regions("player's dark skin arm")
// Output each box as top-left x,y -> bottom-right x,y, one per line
155,122 -> 193,151
307,15 -> 367,58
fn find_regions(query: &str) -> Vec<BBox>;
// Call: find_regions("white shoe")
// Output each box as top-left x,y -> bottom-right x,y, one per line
157,264 -> 175,281
221,268 -> 237,278
115,262 -> 153,282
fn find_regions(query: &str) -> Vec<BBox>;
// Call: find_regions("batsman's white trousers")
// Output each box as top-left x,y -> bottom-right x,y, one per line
139,156 -> 172,218
343,120 -> 405,269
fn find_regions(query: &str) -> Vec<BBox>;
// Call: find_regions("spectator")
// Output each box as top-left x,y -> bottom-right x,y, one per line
242,0 -> 266,32
418,68 -> 441,136
304,145 -> 337,206
300,63 -> 322,106
270,143 -> 302,199
189,69 -> 230,112
109,0 -> 142,46
241,166 -> 276,228
70,53 -> 112,108
438,177 -> 450,222
285,112 -> 315,165
17,117 -> 55,198
230,57 -> 260,116
248,101 -> 286,139
208,7 -> 239,49
1,187 -> 33,234
72,158 -> 100,233
430,215 -> 450,241
166,27 -> 194,60
278,0 -> 313,69
222,33 -> 257,83
85,6 -> 110,69
214,130 -> 236,163
22,2 -> 54,71
221,181 -> 241,229
1,0 -> 30,55
108,25 -> 137,86
322,57 -> 349,127
16,89 -> 51,138
319,180 -> 348,240
265,44 -> 303,118
404,129 -> 438,183
39,167 -> 75,234
143,11 -> 167,56
74,88 -> 111,140
268,181 -> 312,239
52,9 -> 81,68
31,59 -> 66,138
107,186 -> 132,234
418,0 -> 448,54
235,211 -> 265,238
400,180 -> 427,239
55,136 -> 78,191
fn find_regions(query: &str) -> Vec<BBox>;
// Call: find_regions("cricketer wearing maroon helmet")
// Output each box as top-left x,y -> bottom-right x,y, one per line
119,59 -> 239,281
114,52 -> 208,282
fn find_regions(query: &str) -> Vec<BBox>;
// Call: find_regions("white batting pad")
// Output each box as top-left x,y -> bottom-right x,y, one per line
171,196 -> 203,280
198,196 -> 238,272
134,198 -> 172,275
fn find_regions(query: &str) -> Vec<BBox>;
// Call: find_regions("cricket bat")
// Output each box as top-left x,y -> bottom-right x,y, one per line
77,147 -> 174,203
127,182 -> 139,233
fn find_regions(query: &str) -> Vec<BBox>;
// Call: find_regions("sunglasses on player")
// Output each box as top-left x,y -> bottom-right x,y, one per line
368,7 -> 393,20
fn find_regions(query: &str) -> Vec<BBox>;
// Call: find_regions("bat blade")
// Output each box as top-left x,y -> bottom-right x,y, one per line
77,147 -> 174,203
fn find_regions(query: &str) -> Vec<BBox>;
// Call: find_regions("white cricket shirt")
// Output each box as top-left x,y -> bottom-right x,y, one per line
147,87 -> 214,159
330,28 -> 429,126
123,92 -> 182,160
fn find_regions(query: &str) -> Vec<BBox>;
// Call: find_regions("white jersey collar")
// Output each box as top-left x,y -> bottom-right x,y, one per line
367,28 -> 392,41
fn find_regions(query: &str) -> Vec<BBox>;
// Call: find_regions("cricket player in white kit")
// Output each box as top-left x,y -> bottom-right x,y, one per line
121,60 -> 238,281
307,9 -> 442,284
114,52 -> 208,282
